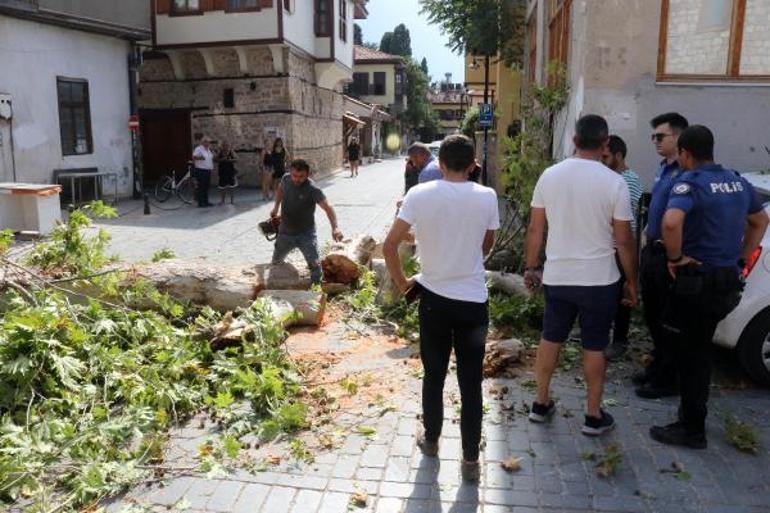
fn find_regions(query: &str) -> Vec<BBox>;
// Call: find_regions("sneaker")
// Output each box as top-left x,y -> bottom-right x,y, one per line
649,422 -> 707,449
416,434 -> 439,457
528,400 -> 556,423
635,382 -> 678,399
604,340 -> 628,361
582,410 -> 616,436
461,460 -> 480,482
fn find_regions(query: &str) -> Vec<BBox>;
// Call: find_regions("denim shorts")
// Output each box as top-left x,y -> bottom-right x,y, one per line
542,281 -> 622,351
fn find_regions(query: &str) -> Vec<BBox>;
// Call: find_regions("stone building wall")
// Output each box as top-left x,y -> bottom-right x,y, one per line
138,46 -> 345,186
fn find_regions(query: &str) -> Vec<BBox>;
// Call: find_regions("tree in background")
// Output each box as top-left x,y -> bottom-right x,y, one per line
354,23 -> 363,45
419,0 -> 525,67
379,23 -> 412,57
420,57 -> 429,77
402,58 -> 438,141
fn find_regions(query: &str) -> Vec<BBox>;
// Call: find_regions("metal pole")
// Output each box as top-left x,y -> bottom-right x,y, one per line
482,54 -> 490,186
128,44 -> 143,199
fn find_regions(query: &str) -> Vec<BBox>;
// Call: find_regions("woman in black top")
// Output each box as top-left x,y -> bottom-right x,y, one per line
348,137 -> 361,178
216,140 -> 238,204
269,138 -> 289,197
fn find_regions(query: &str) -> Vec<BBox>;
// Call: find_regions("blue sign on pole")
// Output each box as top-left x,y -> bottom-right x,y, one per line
479,103 -> 494,128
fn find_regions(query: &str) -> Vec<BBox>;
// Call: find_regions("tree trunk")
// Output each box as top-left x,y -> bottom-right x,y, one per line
485,271 -> 530,298
321,235 -> 378,284
129,260 -> 310,311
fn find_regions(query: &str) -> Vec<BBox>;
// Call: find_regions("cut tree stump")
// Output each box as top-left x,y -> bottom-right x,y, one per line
371,258 -> 399,307
483,338 -> 524,378
486,271 -> 531,298
321,236 -> 377,284
256,290 -> 325,327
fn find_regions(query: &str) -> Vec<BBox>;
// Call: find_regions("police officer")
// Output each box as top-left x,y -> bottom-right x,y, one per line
649,125 -> 769,448
635,112 -> 689,399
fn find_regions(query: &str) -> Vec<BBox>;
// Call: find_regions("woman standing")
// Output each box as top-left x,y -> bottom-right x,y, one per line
348,137 -> 361,178
269,138 -> 289,197
261,138 -> 274,201
216,140 -> 238,204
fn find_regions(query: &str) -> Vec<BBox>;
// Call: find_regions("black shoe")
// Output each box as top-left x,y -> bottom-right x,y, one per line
649,422 -> 707,449
528,400 -> 556,423
635,382 -> 678,399
582,410 -> 615,436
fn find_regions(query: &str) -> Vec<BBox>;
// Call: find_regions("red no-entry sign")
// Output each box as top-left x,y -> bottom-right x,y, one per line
128,115 -> 140,132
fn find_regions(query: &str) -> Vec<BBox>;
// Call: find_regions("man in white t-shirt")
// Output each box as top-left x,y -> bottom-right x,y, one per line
524,114 -> 638,436
192,135 -> 214,207
383,134 -> 499,482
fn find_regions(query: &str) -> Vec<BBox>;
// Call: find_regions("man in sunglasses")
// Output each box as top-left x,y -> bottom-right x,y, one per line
636,112 -> 689,399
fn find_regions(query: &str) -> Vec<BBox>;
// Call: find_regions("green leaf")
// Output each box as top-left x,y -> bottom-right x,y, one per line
222,435 -> 241,459
214,391 -> 235,410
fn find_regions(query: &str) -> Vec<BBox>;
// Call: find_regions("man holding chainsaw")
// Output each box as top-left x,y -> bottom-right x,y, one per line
269,159 -> 344,284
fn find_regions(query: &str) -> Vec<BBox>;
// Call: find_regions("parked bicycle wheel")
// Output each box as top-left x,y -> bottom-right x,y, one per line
154,176 -> 173,203
177,177 -> 194,205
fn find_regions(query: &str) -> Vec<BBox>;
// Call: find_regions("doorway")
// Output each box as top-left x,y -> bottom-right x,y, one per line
140,109 -> 191,186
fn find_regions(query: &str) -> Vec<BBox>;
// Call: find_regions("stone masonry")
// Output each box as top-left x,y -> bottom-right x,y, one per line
139,46 -> 344,186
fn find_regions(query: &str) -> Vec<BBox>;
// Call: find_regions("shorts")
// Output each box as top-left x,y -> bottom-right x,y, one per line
542,282 -> 621,351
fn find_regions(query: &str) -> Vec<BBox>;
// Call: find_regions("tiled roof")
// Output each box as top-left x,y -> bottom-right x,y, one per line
354,45 -> 403,63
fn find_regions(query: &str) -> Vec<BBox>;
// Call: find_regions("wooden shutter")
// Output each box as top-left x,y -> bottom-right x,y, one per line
156,0 -> 171,14
260,0 -> 273,7
214,0 -> 227,9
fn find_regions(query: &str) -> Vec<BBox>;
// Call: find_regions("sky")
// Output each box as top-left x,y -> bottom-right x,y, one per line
357,0 -> 465,84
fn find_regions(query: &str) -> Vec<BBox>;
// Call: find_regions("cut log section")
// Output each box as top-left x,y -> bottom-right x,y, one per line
321,236 -> 377,284
483,338 -> 525,378
257,290 -> 325,327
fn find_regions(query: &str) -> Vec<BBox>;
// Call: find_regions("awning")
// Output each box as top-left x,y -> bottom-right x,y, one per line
343,112 -> 366,125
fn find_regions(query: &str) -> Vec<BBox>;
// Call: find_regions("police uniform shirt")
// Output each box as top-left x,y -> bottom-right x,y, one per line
666,164 -> 763,270
646,159 -> 682,241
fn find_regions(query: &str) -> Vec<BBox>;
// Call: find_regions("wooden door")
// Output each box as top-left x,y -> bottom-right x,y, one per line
140,109 -> 191,185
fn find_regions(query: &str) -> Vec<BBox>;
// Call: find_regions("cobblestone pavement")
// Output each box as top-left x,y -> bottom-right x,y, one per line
96,158 -> 406,265
98,159 -> 770,512
105,332 -> 770,513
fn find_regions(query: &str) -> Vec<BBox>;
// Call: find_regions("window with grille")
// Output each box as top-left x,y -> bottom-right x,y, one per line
339,0 -> 348,42
373,72 -> 386,95
172,0 -> 200,12
547,0 -> 571,73
315,0 -> 331,37
227,0 -> 258,11
352,73 -> 369,95
57,78 -> 93,156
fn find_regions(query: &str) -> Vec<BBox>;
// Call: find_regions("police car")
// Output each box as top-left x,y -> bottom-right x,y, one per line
713,171 -> 770,385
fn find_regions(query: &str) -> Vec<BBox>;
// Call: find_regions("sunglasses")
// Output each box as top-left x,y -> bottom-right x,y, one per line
651,133 -> 672,142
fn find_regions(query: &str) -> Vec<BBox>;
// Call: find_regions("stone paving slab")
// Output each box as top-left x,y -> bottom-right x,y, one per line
108,365 -> 770,513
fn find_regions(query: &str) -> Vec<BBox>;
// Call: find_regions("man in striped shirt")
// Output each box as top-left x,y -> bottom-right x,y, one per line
603,135 -> 642,359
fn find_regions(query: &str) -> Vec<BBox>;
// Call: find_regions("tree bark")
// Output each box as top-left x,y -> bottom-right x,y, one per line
485,271 -> 531,298
321,236 -> 377,284
129,260 -> 310,311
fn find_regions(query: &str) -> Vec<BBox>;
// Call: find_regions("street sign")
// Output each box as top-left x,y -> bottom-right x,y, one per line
479,103 -> 494,128
128,115 -> 140,132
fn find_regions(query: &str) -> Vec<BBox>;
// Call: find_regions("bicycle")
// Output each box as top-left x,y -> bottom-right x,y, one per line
154,163 -> 195,204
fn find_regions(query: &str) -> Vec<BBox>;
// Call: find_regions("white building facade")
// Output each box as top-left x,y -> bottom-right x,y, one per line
0,0 -> 150,197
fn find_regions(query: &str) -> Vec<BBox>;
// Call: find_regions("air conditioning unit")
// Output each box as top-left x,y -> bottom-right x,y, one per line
0,94 -> 12,120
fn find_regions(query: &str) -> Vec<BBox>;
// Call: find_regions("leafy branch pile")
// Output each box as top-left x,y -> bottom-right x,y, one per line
341,264 -> 419,342
0,204 -> 304,512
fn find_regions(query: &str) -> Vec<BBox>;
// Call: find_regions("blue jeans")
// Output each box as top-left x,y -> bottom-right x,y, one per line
272,230 -> 322,284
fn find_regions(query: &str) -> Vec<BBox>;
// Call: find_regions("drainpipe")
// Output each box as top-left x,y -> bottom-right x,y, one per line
128,42 -> 142,199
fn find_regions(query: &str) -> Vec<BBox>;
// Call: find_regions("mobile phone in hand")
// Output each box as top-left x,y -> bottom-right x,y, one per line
404,281 -> 423,303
